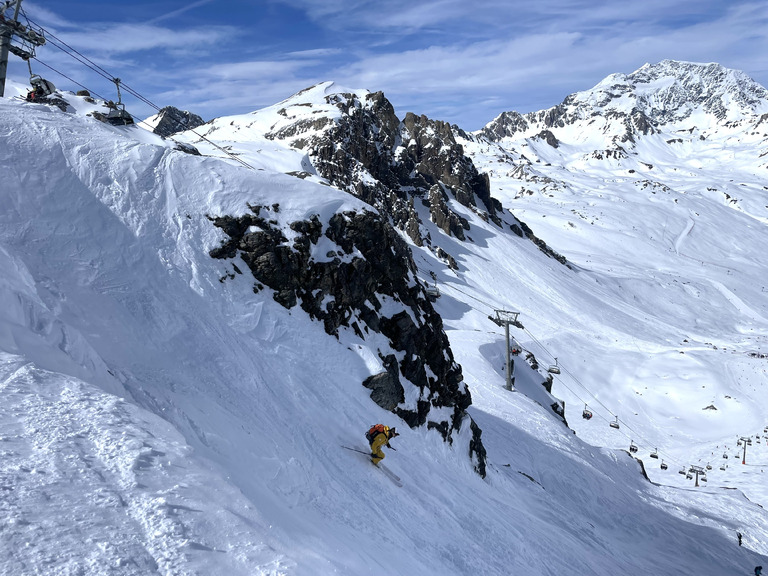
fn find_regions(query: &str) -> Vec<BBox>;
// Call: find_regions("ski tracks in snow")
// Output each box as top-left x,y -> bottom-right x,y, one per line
673,216 -> 695,255
0,353 -> 291,576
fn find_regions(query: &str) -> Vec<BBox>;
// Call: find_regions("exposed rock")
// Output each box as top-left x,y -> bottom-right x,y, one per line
146,106 -> 205,138
536,130 -> 560,148
266,89 -> 502,247
428,185 -> 468,239
208,204 -> 487,476
363,356 -> 405,411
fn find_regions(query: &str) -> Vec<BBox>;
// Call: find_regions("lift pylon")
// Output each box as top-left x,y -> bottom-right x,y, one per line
490,310 -> 521,391
0,0 -> 46,97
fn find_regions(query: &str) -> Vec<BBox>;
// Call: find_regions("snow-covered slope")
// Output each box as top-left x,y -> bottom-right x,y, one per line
461,60 -> 768,496
1,62 -> 768,576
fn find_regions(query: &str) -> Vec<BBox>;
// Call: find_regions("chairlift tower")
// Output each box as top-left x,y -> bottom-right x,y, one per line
490,310 -> 521,391
688,465 -> 706,487
740,436 -> 752,465
0,0 -> 46,97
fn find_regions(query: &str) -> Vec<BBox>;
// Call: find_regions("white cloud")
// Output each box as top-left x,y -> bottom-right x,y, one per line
147,0 -> 216,25
57,24 -> 236,55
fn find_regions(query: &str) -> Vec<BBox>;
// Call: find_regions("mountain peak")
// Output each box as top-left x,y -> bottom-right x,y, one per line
575,59 -> 768,123
479,60 -> 768,143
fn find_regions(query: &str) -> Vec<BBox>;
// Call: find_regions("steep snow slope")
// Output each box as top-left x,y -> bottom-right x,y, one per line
1,73 -> 767,576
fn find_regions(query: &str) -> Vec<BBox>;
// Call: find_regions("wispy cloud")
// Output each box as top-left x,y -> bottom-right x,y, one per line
53,24 -> 237,55
147,0 -> 215,25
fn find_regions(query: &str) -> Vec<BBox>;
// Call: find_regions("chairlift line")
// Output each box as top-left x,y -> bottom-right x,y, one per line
15,12 -> 257,170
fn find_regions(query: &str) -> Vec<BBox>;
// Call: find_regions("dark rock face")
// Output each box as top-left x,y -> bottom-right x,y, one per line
482,111 -> 530,140
261,86 -> 567,268
149,106 -> 205,138
362,359 -> 404,411
209,204 -> 487,476
266,91 -> 502,251
536,130 -> 560,148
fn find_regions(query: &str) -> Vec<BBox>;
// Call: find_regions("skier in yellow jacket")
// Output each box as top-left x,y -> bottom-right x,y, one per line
367,424 -> 399,465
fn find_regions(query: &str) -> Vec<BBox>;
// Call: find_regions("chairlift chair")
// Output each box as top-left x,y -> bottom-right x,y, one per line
686,473 -> 693,480
609,416 -> 620,430
26,72 -> 55,101
723,452 -> 728,459
629,441 -> 638,454
649,449 -> 659,459
582,404 -> 593,420
700,475 -> 708,483
737,440 -> 743,446
105,78 -> 134,126
660,460 -> 668,470
425,285 -> 440,302
547,358 -> 561,375
106,102 -> 134,126
720,464 -> 726,471
747,439 -> 753,445
706,463 -> 712,470
678,467 -> 686,475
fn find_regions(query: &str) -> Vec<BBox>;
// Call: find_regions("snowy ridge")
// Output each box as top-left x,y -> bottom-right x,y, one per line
480,61 -> 768,150
1,62 -> 768,576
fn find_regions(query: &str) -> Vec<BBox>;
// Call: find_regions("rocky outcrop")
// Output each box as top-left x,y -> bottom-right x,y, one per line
266,89 -> 502,251
147,106 -> 205,138
208,203 -> 487,476
536,130 -> 560,148
482,111 -> 529,140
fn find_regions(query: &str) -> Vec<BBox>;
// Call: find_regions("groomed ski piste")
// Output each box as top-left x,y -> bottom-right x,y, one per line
1,72 -> 768,575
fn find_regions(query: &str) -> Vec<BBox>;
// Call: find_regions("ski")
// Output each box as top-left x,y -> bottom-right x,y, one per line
378,464 -> 402,484
341,445 -> 371,456
341,445 -> 402,486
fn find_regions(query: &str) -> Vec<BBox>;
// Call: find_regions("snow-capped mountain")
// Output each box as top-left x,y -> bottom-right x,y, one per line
1,59 -> 767,576
480,60 -> 768,148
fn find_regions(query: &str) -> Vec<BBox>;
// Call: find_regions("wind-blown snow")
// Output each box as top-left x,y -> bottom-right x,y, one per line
1,66 -> 767,576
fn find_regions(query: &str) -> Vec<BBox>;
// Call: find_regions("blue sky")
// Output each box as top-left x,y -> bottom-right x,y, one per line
8,0 -> 768,129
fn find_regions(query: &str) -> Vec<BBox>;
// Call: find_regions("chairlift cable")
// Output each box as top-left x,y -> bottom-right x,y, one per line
30,57 -> 108,101
520,324 -> 686,469
20,16 -> 256,171
437,282 -> 685,466
23,13 -> 115,82
440,282 -> 498,312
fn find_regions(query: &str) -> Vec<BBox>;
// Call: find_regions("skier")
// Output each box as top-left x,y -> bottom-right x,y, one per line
738,532 -> 743,546
755,567 -> 762,576
366,424 -> 399,465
